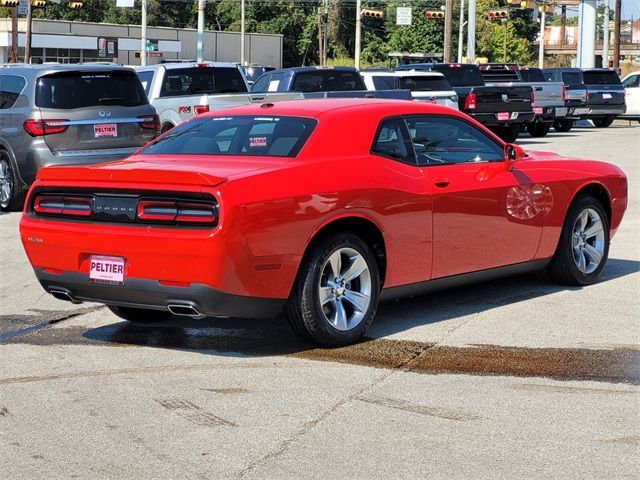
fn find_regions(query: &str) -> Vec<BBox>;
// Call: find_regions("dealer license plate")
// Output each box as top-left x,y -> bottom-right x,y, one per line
94,123 -> 117,138
497,112 -> 510,121
89,255 -> 125,285
602,93 -> 612,100
533,107 -> 543,115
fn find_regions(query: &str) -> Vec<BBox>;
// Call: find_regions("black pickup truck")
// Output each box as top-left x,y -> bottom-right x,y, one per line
397,63 -> 534,142
250,66 -> 412,102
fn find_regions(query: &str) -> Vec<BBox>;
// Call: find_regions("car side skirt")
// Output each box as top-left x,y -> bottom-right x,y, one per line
379,259 -> 551,302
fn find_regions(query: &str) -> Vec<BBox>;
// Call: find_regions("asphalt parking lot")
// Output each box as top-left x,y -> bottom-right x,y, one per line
1,122 -> 639,479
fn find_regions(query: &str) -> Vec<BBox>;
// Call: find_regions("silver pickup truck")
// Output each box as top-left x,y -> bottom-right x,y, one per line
136,62 -> 253,132
479,64 -> 566,138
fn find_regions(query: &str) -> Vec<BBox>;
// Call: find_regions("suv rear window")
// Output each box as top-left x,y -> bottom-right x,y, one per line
582,71 -> 621,85
431,65 -> 485,87
141,116 -> 317,157
36,70 -> 148,109
398,76 -> 451,91
160,67 -> 248,97
291,70 -> 366,92
561,71 -> 582,84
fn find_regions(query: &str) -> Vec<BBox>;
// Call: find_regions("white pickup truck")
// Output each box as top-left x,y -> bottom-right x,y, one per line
360,70 -> 459,110
136,62 -> 252,132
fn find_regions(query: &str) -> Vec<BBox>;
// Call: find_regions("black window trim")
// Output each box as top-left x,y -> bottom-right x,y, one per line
370,115 -> 417,166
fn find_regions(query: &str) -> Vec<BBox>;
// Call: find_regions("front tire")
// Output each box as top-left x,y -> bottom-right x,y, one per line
592,116 -> 615,128
553,119 -> 574,132
526,122 -> 551,138
549,195 -> 609,286
287,233 -> 380,346
108,305 -> 171,323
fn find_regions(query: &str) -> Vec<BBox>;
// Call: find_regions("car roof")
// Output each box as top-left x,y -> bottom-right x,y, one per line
270,66 -> 359,73
203,98 -> 461,120
136,61 -> 239,70
0,63 -> 135,73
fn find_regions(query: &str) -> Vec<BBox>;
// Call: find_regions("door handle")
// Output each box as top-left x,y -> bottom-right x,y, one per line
432,178 -> 450,188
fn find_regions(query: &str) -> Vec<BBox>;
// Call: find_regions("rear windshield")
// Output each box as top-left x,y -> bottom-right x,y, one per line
518,69 -> 545,82
582,71 -> 621,85
398,76 -> 451,91
160,67 -> 248,97
141,116 -> 317,157
431,65 -> 485,87
291,70 -> 366,92
561,71 -> 582,85
36,70 -> 148,109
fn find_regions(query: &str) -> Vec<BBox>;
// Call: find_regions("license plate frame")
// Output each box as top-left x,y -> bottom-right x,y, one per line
533,107 -> 543,115
602,93 -> 612,100
94,123 -> 118,138
89,255 -> 126,286
497,112 -> 510,121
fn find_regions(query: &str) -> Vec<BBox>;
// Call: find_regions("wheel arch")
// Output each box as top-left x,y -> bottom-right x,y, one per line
569,181 -> 612,228
301,215 -> 388,288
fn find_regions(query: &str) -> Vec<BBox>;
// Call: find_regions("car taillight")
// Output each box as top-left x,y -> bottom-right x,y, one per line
585,89 -> 589,103
194,105 -> 210,115
464,92 -> 477,110
138,114 -> 160,130
561,85 -> 566,102
33,195 -> 92,217
23,119 -> 69,137
137,199 -> 217,224
530,91 -> 535,105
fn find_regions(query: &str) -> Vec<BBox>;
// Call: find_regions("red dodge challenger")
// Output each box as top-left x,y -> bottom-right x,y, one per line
19,99 -> 627,345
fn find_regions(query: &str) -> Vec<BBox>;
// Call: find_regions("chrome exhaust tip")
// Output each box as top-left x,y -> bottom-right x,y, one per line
167,303 -> 205,318
49,288 -> 81,304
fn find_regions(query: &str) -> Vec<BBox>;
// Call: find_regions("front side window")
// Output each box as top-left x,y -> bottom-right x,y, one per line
0,75 -> 27,109
141,115 -> 317,157
251,74 -> 271,93
404,116 -> 504,166
623,75 -> 639,88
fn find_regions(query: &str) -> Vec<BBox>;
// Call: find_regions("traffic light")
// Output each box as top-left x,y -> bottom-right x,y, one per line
538,4 -> 554,14
31,0 -> 46,6
360,9 -> 384,19
0,0 -> 20,6
488,10 -> 509,20
68,0 -> 83,8
425,11 -> 445,20
520,0 -> 535,8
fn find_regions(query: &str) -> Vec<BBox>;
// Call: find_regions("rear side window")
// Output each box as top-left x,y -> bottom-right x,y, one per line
398,76 -> 452,91
141,116 -> 317,157
291,70 -> 366,92
137,71 -> 154,96
371,118 -> 415,165
160,67 -> 248,97
623,75 -> 639,88
0,75 -> 26,109
36,71 -> 148,109
582,71 -> 621,85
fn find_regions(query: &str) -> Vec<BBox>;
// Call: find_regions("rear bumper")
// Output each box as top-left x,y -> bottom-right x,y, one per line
574,105 -> 626,118
34,268 -> 285,319
468,111 -> 535,126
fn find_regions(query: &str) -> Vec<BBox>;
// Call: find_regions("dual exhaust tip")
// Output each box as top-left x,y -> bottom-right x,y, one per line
47,288 -> 205,318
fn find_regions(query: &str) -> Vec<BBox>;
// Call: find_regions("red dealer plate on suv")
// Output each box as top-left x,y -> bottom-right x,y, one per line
94,123 -> 117,138
89,256 -> 125,285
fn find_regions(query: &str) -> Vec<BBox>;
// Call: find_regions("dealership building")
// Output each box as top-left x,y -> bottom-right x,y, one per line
0,18 -> 283,67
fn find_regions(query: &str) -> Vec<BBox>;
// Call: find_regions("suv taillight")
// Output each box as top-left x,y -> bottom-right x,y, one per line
137,200 -> 217,224
33,195 -> 92,217
464,92 -> 477,110
24,119 -> 69,137
561,85 -> 566,102
138,114 -> 160,130
194,105 -> 210,115
530,91 -> 535,105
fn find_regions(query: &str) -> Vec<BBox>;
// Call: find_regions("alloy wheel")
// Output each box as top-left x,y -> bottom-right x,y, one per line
318,247 -> 372,331
0,159 -> 13,209
571,208 -> 605,274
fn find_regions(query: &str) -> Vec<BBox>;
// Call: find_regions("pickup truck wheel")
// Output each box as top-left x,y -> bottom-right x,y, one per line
0,153 -> 24,212
287,233 -> 380,346
494,125 -> 521,143
108,305 -> 171,323
553,119 -> 574,132
548,195 -> 609,286
592,116 -> 615,128
526,122 -> 551,138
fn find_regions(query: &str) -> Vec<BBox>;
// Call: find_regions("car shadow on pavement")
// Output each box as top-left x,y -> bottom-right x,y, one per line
81,258 -> 640,356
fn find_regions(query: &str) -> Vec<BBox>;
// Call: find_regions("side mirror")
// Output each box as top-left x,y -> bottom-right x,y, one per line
504,143 -> 525,171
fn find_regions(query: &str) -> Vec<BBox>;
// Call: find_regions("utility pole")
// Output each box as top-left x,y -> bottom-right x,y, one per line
457,0 -> 465,63
613,0 -> 621,69
503,18 -> 508,63
197,0 -> 205,62
576,0 -> 596,68
323,0 -> 328,65
444,0 -> 453,62
24,0 -> 32,63
602,1 -> 609,67
467,0 -> 476,63
560,5 -> 566,46
240,0 -> 246,65
538,6 -> 546,68
354,0 -> 362,69
317,7 -> 323,65
10,6 -> 18,63
140,0 -> 148,66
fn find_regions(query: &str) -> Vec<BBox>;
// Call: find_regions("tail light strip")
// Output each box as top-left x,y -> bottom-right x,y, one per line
137,200 -> 217,224
33,195 -> 92,217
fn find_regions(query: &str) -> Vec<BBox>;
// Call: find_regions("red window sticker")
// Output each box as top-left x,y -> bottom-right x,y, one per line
249,136 -> 267,148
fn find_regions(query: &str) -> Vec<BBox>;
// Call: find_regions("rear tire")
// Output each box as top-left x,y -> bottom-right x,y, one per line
553,119 -> 574,133
494,125 -> 521,143
287,233 -> 380,346
526,122 -> 551,138
0,153 -> 24,212
548,195 -> 609,286
108,305 -> 171,323
592,116 -> 615,128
